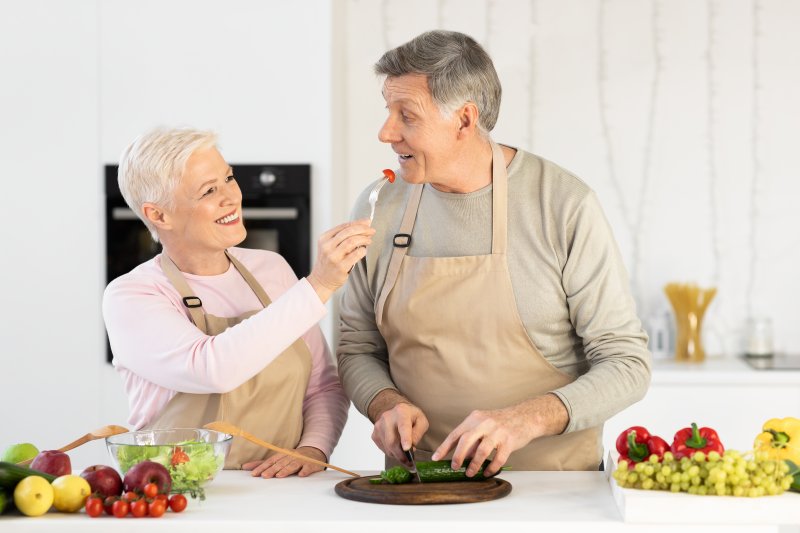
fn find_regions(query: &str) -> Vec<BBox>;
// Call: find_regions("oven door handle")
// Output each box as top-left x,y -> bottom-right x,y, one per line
111,207 -> 299,221
241,207 -> 299,220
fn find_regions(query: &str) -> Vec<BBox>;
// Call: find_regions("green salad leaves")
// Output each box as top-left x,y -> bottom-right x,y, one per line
116,440 -> 223,500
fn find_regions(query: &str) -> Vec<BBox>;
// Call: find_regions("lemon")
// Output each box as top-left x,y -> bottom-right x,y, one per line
13,475 -> 54,517
51,475 -> 91,513
1,442 -> 39,463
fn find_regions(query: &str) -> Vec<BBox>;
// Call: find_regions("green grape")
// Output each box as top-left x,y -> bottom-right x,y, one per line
643,465 -> 654,477
661,466 -> 672,477
662,451 -> 674,462
670,482 -> 681,493
707,451 -> 721,462
693,451 -> 706,462
641,478 -> 655,490
648,454 -> 660,463
627,472 -> 638,484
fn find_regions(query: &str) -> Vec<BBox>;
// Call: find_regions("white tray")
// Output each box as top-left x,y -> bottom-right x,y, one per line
606,453 -> 800,525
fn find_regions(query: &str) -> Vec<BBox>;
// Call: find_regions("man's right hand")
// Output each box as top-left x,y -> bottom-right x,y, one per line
368,389 -> 429,464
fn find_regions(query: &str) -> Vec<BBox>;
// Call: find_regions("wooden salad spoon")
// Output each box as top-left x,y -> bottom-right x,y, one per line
204,421 -> 359,478
18,424 -> 129,466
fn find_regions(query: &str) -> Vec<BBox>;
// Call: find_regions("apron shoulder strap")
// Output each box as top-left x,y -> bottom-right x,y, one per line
375,184 -> 424,327
225,250 -> 273,308
159,254 -> 209,333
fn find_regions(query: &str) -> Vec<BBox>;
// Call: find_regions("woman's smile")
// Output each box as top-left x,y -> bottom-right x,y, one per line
215,210 -> 241,225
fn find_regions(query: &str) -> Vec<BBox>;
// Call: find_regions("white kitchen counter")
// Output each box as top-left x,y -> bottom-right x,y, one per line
2,469 -> 798,533
649,356 -> 800,386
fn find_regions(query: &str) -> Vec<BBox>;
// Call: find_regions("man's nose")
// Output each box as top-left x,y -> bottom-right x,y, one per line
378,116 -> 400,144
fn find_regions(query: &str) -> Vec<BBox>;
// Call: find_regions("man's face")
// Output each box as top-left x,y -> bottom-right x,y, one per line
378,74 -> 460,187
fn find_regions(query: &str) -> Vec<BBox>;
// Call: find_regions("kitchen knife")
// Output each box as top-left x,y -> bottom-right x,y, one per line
404,448 -> 422,483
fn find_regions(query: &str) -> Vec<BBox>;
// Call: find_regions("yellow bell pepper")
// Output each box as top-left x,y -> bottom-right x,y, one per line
754,417 -> 800,464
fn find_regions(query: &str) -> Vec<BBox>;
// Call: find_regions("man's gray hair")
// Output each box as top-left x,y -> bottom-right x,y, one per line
118,127 -> 218,242
375,30 -> 502,135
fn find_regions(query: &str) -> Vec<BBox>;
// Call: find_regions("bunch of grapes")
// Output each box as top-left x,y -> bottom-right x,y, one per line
612,450 -> 793,497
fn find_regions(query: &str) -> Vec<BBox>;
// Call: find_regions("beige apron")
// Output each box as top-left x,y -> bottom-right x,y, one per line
375,143 -> 601,470
146,251 -> 312,469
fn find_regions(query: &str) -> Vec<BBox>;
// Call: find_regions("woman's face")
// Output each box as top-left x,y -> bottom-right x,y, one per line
167,147 -> 246,254
377,73 -> 461,189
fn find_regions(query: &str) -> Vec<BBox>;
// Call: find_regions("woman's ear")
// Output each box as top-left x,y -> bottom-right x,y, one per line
456,102 -> 480,138
142,203 -> 171,231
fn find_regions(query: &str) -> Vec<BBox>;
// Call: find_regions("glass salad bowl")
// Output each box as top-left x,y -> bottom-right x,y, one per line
106,428 -> 232,495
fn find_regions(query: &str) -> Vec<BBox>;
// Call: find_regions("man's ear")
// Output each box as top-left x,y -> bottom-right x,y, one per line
142,203 -> 171,231
456,102 -> 480,139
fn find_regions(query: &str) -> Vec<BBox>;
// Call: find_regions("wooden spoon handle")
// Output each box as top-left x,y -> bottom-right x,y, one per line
16,433 -> 92,466
204,421 -> 359,478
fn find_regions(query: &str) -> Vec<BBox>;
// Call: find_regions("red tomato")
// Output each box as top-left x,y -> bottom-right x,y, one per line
112,499 -> 130,518
154,493 -> 169,502
168,494 -> 188,513
103,496 -> 118,515
171,446 -> 190,466
143,483 -> 158,499
124,491 -> 139,502
148,500 -> 167,518
85,497 -> 104,518
131,499 -> 148,518
383,168 -> 396,183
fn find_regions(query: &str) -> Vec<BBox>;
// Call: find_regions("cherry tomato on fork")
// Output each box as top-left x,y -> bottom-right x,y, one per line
382,168 -> 396,183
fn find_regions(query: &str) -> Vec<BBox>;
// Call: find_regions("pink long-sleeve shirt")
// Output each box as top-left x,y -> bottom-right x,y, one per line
102,247 -> 349,459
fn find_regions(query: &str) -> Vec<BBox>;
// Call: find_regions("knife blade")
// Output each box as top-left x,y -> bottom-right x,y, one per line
404,448 -> 422,483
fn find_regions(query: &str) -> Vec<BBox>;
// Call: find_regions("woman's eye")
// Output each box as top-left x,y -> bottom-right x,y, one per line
226,175 -> 236,183
202,187 -> 216,197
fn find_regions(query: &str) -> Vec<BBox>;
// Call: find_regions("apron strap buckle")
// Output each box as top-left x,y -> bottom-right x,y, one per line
393,233 -> 412,248
182,296 -> 203,308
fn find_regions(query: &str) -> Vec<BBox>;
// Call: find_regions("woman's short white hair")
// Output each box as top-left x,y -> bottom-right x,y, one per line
118,127 -> 218,242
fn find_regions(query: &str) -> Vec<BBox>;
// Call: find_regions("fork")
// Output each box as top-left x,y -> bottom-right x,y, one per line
369,169 -> 396,222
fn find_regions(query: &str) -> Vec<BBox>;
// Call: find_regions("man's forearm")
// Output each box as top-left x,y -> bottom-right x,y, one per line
518,393 -> 570,439
367,388 -> 410,423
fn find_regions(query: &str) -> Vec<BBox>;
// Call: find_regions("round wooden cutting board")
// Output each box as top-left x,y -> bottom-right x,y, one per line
335,476 -> 512,505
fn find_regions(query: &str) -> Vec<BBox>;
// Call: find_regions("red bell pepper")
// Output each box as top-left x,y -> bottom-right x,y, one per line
616,426 -> 669,466
671,422 -> 724,459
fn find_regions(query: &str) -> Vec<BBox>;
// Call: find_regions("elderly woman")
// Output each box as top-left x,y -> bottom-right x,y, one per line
103,126 -> 374,478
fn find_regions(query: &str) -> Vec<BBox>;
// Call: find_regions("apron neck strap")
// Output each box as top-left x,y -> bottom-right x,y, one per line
159,253 -> 208,332
159,250 -> 274,333
224,250 -> 273,307
490,141 -> 508,255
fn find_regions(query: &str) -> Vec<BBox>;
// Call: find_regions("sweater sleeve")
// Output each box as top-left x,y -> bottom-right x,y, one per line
103,272 -> 327,394
549,192 -> 652,432
296,323 -> 350,459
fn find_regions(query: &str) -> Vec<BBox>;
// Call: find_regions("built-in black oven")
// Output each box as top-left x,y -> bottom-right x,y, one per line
104,163 -> 311,362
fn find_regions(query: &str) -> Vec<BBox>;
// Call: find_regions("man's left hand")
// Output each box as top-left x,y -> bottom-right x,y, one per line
431,394 -> 569,477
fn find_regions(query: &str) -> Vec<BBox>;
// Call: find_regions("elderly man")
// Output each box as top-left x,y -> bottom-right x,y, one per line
337,30 -> 651,476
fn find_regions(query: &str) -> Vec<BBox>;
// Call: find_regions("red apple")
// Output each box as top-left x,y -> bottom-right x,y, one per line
122,461 -> 171,494
30,450 -> 71,477
80,465 -> 123,498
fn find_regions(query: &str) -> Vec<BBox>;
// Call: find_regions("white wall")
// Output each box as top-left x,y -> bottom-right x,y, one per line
0,0 -> 337,467
340,0 -> 800,357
